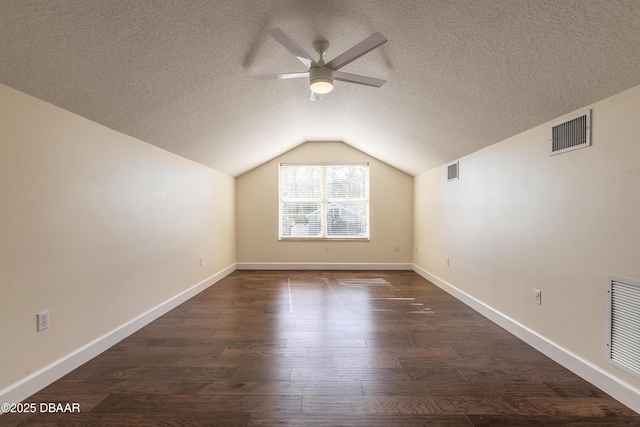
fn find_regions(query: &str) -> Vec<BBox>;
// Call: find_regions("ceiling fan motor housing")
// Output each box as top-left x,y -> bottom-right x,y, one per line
309,66 -> 334,94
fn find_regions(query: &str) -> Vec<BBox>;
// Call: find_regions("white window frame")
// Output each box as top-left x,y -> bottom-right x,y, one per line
278,162 -> 370,241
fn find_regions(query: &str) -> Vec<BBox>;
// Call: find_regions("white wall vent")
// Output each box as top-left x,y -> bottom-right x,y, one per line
447,161 -> 459,181
550,110 -> 591,155
606,274 -> 640,379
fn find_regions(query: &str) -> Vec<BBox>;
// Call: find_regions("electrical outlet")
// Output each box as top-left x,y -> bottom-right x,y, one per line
394,246 -> 400,253
534,289 -> 542,305
445,257 -> 450,266
325,245 -> 330,252
37,311 -> 49,332
199,257 -> 203,266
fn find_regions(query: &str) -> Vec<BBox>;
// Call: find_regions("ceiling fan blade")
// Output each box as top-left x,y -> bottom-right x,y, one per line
325,32 -> 387,71
310,91 -> 323,101
253,72 -> 309,80
334,71 -> 386,87
268,28 -> 317,68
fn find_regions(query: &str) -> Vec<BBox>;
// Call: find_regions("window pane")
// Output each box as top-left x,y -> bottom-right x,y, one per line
281,202 -> 322,237
280,165 -> 322,199
326,201 -> 368,237
327,165 -> 367,199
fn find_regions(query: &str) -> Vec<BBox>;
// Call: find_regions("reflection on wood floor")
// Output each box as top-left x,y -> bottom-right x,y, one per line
6,270 -> 639,426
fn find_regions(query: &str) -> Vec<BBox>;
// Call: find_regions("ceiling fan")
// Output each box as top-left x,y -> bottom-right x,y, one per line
254,28 -> 388,100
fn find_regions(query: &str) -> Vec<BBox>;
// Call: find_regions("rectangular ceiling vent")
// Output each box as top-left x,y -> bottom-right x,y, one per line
550,110 -> 591,155
447,161 -> 459,181
606,274 -> 640,379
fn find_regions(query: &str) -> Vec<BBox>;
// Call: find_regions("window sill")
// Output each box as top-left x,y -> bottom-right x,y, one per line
279,238 -> 370,242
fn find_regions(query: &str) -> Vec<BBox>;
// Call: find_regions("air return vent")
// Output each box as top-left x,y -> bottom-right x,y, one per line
447,161 -> 459,181
550,110 -> 591,155
606,274 -> 640,379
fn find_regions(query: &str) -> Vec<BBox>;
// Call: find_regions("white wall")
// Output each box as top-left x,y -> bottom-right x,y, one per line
414,85 -> 640,398
236,141 -> 413,267
0,84 -> 236,393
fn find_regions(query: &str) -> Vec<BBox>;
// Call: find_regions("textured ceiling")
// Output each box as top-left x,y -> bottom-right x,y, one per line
2,1 -> 640,176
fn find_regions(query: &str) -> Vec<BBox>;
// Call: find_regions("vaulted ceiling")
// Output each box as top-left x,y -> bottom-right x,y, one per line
2,1 -> 640,176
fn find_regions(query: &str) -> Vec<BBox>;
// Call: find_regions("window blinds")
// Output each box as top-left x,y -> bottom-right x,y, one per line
279,163 -> 369,239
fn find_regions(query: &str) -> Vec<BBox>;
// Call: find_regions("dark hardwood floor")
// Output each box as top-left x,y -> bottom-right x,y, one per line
4,270 -> 638,426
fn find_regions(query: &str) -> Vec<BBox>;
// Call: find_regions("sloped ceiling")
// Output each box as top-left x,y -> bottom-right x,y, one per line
2,1 -> 640,176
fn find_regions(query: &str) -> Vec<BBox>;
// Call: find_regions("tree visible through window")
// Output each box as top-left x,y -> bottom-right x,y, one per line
279,163 -> 369,240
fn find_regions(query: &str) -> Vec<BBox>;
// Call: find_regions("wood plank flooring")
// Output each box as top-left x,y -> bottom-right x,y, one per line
4,270 -> 639,426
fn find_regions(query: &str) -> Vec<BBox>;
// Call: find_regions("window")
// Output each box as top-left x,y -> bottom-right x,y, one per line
279,163 -> 369,240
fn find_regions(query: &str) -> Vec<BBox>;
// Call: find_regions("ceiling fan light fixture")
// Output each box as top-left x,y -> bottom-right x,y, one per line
309,66 -> 334,94
310,80 -> 333,94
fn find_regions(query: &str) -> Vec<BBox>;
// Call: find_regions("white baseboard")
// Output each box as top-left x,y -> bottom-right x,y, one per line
0,263 -> 237,406
236,262 -> 413,270
412,264 -> 640,415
